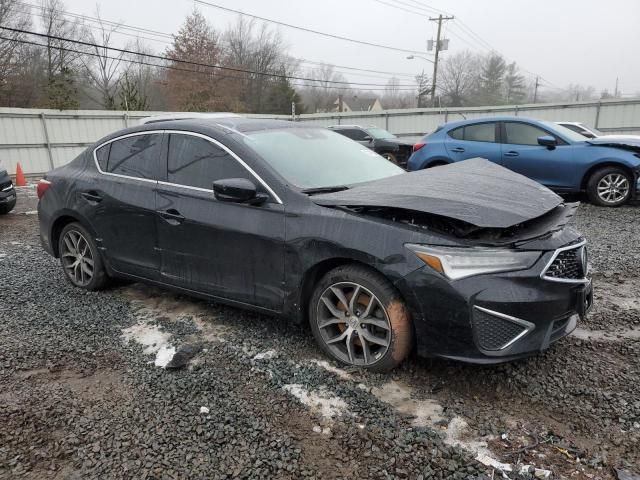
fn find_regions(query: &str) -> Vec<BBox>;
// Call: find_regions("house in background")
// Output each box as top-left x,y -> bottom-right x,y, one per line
333,95 -> 384,112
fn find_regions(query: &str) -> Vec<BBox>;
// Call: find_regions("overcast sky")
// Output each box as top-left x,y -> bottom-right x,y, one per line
61,0 -> 639,95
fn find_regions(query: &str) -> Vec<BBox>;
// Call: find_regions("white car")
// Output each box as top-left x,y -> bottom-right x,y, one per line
556,122 -> 603,139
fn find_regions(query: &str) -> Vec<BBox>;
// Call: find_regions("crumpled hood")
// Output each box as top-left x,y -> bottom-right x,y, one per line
587,136 -> 640,150
312,158 -> 563,229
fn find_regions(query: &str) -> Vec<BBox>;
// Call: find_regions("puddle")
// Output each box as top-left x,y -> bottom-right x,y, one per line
283,384 -> 349,420
123,285 -> 231,343
572,327 -> 640,341
371,380 -> 445,426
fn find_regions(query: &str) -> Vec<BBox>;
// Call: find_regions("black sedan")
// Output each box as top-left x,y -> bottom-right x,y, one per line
0,166 -> 16,214
37,117 -> 592,371
328,125 -> 414,168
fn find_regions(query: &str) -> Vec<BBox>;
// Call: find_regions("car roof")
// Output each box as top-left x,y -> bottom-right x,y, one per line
439,116 -> 548,130
95,117 -> 307,146
140,113 -> 242,124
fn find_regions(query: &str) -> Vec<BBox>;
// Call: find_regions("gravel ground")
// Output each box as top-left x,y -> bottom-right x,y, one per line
1,188 -> 638,480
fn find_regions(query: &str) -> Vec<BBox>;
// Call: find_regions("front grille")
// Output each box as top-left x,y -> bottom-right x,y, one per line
473,308 -> 529,351
544,244 -> 586,281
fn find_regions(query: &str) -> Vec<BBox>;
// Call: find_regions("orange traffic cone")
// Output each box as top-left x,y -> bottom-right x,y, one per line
15,162 -> 26,187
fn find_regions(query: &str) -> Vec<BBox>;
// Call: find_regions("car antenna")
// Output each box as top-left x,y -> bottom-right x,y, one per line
459,113 -> 467,120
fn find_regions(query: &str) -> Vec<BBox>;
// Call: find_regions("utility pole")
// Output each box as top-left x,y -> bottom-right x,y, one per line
429,14 -> 454,106
533,76 -> 540,103
614,77 -> 619,97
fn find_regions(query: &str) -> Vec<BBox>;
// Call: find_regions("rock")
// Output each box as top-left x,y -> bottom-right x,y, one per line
165,343 -> 204,369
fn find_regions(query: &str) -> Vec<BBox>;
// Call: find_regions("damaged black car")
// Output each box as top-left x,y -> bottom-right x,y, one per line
37,118 -> 592,371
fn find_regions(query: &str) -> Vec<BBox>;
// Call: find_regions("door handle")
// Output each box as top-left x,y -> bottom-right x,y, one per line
158,208 -> 185,225
451,147 -> 465,153
80,191 -> 103,203
504,151 -> 520,157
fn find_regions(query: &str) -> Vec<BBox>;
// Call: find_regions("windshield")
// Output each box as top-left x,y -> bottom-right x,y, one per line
366,127 -> 396,140
542,121 -> 589,143
242,127 -> 404,190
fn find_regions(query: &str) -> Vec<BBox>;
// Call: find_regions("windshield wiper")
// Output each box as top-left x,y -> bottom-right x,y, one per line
302,185 -> 350,195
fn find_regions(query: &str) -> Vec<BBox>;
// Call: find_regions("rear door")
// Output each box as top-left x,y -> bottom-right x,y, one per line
444,122 -> 502,164
155,132 -> 286,311
500,121 -> 575,189
85,132 -> 163,279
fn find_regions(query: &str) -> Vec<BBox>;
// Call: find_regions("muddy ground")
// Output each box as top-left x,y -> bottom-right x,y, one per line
0,187 -> 638,479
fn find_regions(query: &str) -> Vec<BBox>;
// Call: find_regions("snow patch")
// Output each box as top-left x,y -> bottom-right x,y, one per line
445,417 -> 512,472
371,380 -> 444,426
154,345 -> 176,368
121,323 -> 172,355
200,406 -> 210,415
253,350 -> 277,360
283,384 -> 348,419
308,359 -> 354,381
24,210 -> 38,215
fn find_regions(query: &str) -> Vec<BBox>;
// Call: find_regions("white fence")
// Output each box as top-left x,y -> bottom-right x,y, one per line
2,98 -> 640,175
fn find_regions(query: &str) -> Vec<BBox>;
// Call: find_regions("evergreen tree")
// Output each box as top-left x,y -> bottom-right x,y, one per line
263,73 -> 304,115
504,62 -> 526,104
477,54 -> 506,105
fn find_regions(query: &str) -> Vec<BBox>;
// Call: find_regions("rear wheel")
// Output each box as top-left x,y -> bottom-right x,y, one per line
309,265 -> 413,372
58,222 -> 109,290
587,167 -> 632,207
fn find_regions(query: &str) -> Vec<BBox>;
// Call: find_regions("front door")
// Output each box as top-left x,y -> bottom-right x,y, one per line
83,132 -> 163,279
500,122 -> 575,189
155,132 -> 286,312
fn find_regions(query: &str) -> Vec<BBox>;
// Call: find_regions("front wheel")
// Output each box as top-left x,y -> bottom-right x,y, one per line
586,167 -> 632,207
309,265 -> 413,372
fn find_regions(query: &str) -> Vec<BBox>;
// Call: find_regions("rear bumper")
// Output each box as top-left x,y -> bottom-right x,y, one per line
396,246 -> 592,364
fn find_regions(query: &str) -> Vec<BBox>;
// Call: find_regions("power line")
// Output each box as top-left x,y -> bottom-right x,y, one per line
0,33 -> 420,92
0,26 -> 423,88
17,1 -> 422,81
193,0 -> 431,56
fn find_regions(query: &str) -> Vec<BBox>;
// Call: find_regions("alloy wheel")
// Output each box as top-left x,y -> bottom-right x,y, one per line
316,282 -> 391,366
61,230 -> 95,287
597,173 -> 629,204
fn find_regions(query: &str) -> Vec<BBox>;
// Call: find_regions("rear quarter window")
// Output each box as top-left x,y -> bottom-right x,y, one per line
102,134 -> 162,180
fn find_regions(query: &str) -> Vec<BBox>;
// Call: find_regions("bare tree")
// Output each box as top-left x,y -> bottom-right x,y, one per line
81,7 -> 126,109
299,64 -> 349,113
40,0 -> 84,108
0,0 -> 31,93
439,50 -> 479,107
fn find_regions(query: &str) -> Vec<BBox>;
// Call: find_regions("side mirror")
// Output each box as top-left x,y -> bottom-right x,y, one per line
213,178 -> 267,205
537,135 -> 557,149
363,135 -> 373,142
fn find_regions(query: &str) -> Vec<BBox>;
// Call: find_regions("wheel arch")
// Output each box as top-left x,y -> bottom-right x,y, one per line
50,211 -> 97,258
425,159 -> 450,168
580,161 -> 635,191
295,257 -> 411,327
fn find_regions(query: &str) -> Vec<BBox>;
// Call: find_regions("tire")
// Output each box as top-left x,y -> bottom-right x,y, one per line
381,152 -> 398,165
586,166 -> 632,207
58,222 -> 109,290
309,264 -> 413,372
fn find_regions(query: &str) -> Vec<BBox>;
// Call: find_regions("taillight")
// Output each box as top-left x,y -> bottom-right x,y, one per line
37,179 -> 51,199
413,142 -> 426,153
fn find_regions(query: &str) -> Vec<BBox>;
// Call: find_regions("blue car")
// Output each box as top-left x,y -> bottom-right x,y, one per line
407,116 -> 640,207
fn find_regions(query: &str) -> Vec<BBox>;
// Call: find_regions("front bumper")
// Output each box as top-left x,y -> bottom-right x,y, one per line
397,244 -> 592,363
0,187 -> 17,208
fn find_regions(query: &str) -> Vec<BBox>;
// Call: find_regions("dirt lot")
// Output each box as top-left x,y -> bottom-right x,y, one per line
1,187 -> 638,480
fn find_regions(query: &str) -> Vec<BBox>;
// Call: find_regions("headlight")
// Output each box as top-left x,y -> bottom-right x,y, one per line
406,244 -> 541,280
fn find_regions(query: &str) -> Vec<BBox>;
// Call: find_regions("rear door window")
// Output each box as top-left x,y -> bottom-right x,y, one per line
105,134 -> 162,180
336,129 -> 369,141
448,123 -> 496,142
167,134 -> 254,190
